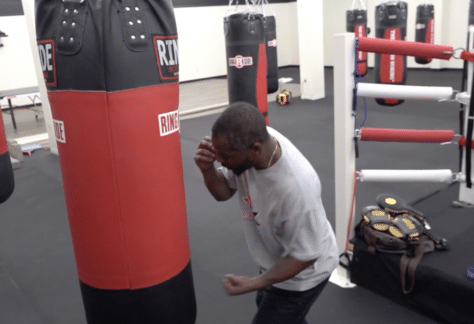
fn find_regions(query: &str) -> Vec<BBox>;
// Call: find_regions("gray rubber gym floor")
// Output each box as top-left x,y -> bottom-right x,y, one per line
1,66 -> 466,323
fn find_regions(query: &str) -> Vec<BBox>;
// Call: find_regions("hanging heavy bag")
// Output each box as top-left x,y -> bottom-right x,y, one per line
35,0 -> 196,323
374,0 -> 408,107
415,4 -> 435,65
224,12 -> 269,125
346,8 -> 369,76
0,111 -> 14,204
264,15 -> 278,94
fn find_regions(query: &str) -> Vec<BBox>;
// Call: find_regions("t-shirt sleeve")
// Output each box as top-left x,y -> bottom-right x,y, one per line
217,166 -> 237,190
274,192 -> 321,262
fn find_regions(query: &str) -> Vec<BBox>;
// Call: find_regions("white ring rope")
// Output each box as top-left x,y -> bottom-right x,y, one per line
358,169 -> 473,183
357,83 -> 454,101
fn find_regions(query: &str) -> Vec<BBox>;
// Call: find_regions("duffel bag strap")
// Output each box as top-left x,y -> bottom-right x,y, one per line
399,236 -> 426,294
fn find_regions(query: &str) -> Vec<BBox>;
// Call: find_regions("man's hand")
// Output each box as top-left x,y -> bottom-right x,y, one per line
223,274 -> 264,296
194,136 -> 236,201
194,136 -> 216,172
223,256 -> 316,296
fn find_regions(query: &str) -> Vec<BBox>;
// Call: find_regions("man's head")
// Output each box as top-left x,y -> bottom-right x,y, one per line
211,102 -> 270,175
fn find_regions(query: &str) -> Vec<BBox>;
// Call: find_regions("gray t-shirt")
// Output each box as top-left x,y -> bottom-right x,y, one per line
218,127 -> 338,291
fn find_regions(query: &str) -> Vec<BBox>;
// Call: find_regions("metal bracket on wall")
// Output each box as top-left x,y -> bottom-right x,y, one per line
0,30 -> 8,48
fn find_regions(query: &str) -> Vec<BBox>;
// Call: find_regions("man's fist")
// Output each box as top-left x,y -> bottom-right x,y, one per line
194,136 -> 216,172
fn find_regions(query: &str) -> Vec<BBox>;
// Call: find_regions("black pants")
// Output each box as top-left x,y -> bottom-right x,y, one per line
252,278 -> 329,324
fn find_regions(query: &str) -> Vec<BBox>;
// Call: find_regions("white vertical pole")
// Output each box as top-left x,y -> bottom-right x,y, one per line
21,0 -> 58,155
430,0 -> 446,70
459,26 -> 474,205
296,0 -> 325,101
331,33 -> 356,287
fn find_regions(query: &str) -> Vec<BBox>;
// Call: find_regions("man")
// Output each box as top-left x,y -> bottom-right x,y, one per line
194,102 -> 338,324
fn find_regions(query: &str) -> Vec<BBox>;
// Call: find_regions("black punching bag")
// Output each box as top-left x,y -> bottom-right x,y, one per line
415,4 -> 434,64
35,0 -> 196,323
347,8 -> 368,76
264,15 -> 278,94
374,1 -> 408,107
0,111 -> 14,204
225,12 -> 269,125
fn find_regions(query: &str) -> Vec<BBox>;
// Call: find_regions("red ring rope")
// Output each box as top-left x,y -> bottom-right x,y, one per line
357,37 -> 453,61
360,128 -> 455,143
460,51 -> 474,62
458,136 -> 474,148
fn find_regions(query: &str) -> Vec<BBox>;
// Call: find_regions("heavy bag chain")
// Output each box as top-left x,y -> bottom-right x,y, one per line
349,0 -> 366,10
227,0 -> 274,18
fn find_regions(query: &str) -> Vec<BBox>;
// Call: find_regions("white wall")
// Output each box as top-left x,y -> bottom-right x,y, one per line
2,0 -> 472,98
176,2 -> 299,82
297,0 -> 325,99
1,2 -> 299,91
324,0 -> 470,69
0,16 -> 38,99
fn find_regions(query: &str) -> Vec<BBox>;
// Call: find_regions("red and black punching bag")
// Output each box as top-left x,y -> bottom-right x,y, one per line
225,12 -> 269,125
374,1 -> 408,106
415,4 -> 434,64
0,111 -> 14,204
264,15 -> 278,94
35,0 -> 196,323
347,8 -> 369,76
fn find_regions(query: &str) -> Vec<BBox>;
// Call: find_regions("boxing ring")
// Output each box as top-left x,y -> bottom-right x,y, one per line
332,33 -> 474,323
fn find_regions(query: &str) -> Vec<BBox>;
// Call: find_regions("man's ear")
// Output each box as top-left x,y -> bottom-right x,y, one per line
250,142 -> 263,156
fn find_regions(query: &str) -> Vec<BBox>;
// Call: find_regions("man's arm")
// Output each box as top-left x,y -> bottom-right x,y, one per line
223,255 -> 316,296
195,136 -> 236,201
200,166 -> 236,201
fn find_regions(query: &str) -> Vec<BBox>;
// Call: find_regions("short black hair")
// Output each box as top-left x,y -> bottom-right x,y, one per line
212,102 -> 270,151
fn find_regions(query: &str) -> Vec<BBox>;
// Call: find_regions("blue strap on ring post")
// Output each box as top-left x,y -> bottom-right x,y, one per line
467,264 -> 474,282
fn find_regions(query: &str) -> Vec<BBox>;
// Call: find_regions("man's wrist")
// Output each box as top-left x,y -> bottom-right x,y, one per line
252,274 -> 273,290
201,165 -> 217,176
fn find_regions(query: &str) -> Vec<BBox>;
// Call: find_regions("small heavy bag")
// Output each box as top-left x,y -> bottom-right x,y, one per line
347,9 -> 369,76
374,1 -> 408,107
415,4 -> 435,65
224,12 -> 269,125
470,0 -> 474,27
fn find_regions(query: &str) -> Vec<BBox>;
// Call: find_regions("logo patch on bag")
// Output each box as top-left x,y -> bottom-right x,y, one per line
153,35 -> 179,80
53,119 -> 66,143
37,39 -> 57,87
267,39 -> 277,47
416,23 -> 426,30
158,110 -> 179,136
229,55 -> 253,69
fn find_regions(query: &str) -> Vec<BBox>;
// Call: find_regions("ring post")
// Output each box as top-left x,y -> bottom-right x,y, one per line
459,26 -> 474,205
331,33 -> 356,288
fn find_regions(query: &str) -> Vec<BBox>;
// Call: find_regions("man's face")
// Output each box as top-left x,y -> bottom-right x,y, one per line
212,135 -> 253,176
